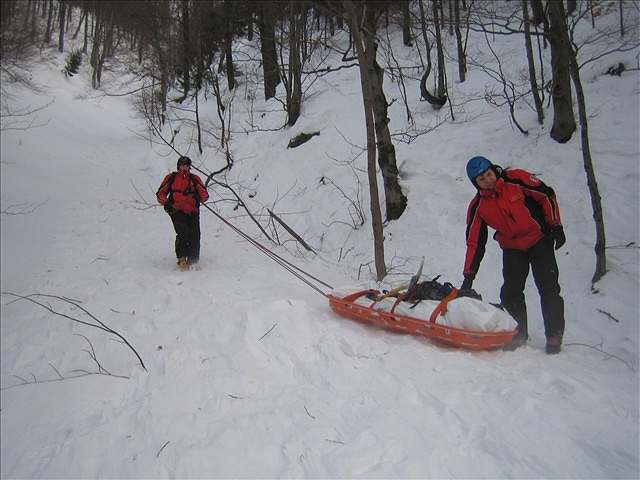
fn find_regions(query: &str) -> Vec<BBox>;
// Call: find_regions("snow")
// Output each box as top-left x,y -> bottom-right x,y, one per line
2,7 -> 639,478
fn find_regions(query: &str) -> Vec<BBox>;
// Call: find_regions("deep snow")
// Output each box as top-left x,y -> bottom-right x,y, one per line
1,5 -> 639,478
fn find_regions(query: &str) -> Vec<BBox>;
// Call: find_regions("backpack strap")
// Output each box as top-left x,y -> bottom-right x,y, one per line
159,172 -> 201,208
157,172 -> 178,204
188,173 -> 200,207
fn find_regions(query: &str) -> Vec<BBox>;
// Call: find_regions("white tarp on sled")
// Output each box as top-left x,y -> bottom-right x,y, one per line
331,287 -> 517,333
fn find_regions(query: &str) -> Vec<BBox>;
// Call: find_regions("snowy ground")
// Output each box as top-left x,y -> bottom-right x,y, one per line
1,7 -> 639,479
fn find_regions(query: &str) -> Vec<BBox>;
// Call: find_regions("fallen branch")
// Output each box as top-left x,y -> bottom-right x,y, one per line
268,209 -> 316,253
564,342 -> 635,371
597,308 -> 620,323
0,199 -> 48,216
258,322 -> 278,341
156,441 -> 171,458
1,292 -> 147,371
2,337 -> 130,392
199,171 -> 275,244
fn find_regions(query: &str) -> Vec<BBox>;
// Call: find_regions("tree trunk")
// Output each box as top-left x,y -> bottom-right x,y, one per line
546,0 -> 576,143
90,17 -> 102,88
530,0 -> 545,26
224,0 -> 235,90
344,1 -> 386,281
181,0 -> 191,101
83,5 -> 88,54
432,0 -> 447,99
195,83 -> 203,154
418,0 -> 446,107
30,0 -> 37,41
365,31 -> 407,221
402,0 -> 412,46
454,0 -> 466,82
418,0 -> 432,75
258,3 -> 280,100
566,37 -> 607,284
44,0 -> 53,46
287,0 -> 302,126
58,0 -> 65,52
523,0 -> 543,124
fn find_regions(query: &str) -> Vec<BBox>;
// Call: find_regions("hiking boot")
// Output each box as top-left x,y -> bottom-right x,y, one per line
545,335 -> 562,354
177,257 -> 189,271
503,330 -> 528,351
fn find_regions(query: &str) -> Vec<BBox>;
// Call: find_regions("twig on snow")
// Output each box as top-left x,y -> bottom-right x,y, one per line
597,308 -> 620,323
156,441 -> 170,457
564,342 -> 635,371
258,322 -> 278,341
324,439 -> 344,445
1,291 -> 147,371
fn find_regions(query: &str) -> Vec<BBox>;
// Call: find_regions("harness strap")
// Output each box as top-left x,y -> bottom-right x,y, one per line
165,172 -> 200,206
428,288 -> 460,324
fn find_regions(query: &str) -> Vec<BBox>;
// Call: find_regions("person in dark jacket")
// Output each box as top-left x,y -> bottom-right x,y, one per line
157,156 -> 209,270
461,156 -> 566,353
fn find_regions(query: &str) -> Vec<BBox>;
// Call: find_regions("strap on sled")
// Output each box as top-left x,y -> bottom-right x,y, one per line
428,288 -> 460,324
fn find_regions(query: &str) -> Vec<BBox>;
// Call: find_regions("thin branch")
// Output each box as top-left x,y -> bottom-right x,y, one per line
304,405 -> 316,419
1,292 -> 147,371
156,441 -> 171,457
596,309 -> 620,323
258,322 -> 278,341
564,342 -> 635,371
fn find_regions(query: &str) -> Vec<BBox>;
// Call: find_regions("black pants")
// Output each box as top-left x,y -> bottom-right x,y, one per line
170,211 -> 201,262
500,237 -> 565,339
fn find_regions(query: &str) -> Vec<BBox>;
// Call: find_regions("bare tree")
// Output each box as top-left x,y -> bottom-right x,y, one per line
285,0 -> 303,126
453,0 -> 467,82
44,0 -> 54,46
402,0 -> 412,46
567,47 -> 606,285
522,0 -> 543,124
259,2 -> 281,100
546,0 -> 576,143
432,0 -> 447,99
343,0 -> 386,281
178,0 -> 191,102
223,0 -> 235,90
58,0 -> 66,52
418,0 -> 447,107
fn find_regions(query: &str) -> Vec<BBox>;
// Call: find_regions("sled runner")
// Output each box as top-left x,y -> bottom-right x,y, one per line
327,288 -> 518,350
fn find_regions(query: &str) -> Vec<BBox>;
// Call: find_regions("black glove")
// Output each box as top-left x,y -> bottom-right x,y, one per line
458,275 -> 482,300
458,288 -> 482,301
550,225 -> 566,250
163,203 -> 176,215
461,276 -> 474,290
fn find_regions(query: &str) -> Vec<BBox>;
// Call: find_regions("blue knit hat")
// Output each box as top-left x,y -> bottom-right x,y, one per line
466,156 -> 492,182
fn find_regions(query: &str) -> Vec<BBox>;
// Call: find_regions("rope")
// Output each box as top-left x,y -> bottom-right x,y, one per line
201,203 -> 333,297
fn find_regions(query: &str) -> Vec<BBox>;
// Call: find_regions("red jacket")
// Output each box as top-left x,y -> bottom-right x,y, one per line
157,171 -> 209,214
464,168 -> 561,278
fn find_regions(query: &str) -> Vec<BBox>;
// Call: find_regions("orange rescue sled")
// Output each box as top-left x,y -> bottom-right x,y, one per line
328,289 -> 517,350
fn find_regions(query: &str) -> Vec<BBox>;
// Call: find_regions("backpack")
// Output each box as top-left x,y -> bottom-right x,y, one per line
409,276 -> 455,302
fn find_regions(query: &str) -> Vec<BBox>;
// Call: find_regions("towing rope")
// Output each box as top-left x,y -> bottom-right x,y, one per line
201,203 -> 333,297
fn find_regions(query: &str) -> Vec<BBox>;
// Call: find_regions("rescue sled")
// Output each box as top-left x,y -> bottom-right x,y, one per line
327,288 -> 518,350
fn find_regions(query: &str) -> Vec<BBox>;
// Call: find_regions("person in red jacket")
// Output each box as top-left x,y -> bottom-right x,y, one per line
156,156 -> 209,270
461,156 -> 566,353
